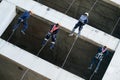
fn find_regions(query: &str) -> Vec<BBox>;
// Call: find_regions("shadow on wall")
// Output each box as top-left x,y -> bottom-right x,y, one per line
1,10 -> 114,80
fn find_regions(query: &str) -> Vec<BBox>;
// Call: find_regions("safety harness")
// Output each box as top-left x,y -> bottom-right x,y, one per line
50,25 -> 59,33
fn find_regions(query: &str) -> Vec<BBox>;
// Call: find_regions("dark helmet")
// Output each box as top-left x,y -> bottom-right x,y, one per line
103,46 -> 107,49
55,23 -> 60,27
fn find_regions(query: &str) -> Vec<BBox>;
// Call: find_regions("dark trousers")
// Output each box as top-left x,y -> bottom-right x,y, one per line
42,32 -> 56,49
89,57 -> 102,72
13,19 -> 28,32
71,21 -> 84,35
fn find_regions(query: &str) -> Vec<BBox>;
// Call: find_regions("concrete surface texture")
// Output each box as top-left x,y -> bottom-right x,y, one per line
0,0 -> 16,36
0,0 -> 119,80
1,13 -> 114,80
5,0 -> 119,51
103,0 -> 120,8
103,42 -> 120,80
35,0 -> 120,38
0,37 -> 85,80
0,55 -> 50,80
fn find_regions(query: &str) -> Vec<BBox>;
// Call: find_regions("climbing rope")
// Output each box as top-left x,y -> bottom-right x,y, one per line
89,71 -> 95,80
89,16 -> 120,80
36,39 -> 48,56
111,17 -> 120,35
61,36 -> 78,68
0,22 -> 21,50
61,0 -> 99,68
111,17 -> 120,51
7,31 -> 15,41
20,68 -> 29,80
19,38 -> 49,80
89,59 -> 102,80
20,0 -> 99,80
0,31 -> 14,50
64,0 -> 76,15
59,0 -> 76,22
88,0 -> 99,14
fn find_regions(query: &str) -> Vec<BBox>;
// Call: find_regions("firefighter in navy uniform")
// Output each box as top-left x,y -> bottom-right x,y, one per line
42,23 -> 60,49
88,46 -> 109,73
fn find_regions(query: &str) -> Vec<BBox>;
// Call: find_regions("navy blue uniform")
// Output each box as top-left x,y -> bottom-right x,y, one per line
42,24 -> 60,49
88,47 -> 109,72
13,11 -> 31,32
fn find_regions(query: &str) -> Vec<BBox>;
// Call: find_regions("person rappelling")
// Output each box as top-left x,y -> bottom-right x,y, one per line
88,46 -> 109,73
12,10 -> 33,35
69,12 -> 89,37
42,23 -> 61,49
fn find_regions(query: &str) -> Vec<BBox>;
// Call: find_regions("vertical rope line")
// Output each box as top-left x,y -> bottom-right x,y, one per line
20,0 -> 99,80
111,17 -> 120,50
111,17 -> 120,35
61,0 -> 99,69
88,0 -> 99,14
61,37 -> 78,68
59,0 -> 76,22
64,0 -> 76,15
20,1 -> 76,79
20,69 -> 29,80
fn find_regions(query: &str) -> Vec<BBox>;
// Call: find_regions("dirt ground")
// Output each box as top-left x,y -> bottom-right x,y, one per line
1,12 -> 114,80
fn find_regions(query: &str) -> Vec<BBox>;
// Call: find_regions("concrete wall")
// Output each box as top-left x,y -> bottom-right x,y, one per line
39,0 -> 120,39
5,0 -> 119,51
103,41 -> 120,80
0,38 -> 84,80
103,0 -> 120,8
0,0 -> 84,80
0,0 -> 16,36
0,54 -> 50,80
0,0 -> 120,80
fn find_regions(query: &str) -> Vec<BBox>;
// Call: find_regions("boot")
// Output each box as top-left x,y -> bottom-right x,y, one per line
42,39 -> 47,46
21,30 -> 25,35
50,43 -> 54,49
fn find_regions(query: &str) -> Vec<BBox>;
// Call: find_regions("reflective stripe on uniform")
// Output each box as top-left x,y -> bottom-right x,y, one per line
44,38 -> 48,41
51,42 -> 55,44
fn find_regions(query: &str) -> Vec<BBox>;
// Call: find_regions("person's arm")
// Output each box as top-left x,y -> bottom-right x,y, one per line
53,29 -> 59,34
84,18 -> 88,24
49,25 -> 53,31
104,50 -> 109,57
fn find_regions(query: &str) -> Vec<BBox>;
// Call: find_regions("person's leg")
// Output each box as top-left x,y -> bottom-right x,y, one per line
78,22 -> 84,36
42,32 -> 51,46
69,22 -> 80,36
50,34 -> 56,49
22,21 -> 28,31
13,19 -> 21,31
94,59 -> 102,73
88,57 -> 96,70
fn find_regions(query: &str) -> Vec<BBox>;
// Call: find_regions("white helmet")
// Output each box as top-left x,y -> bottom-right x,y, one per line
85,12 -> 89,16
